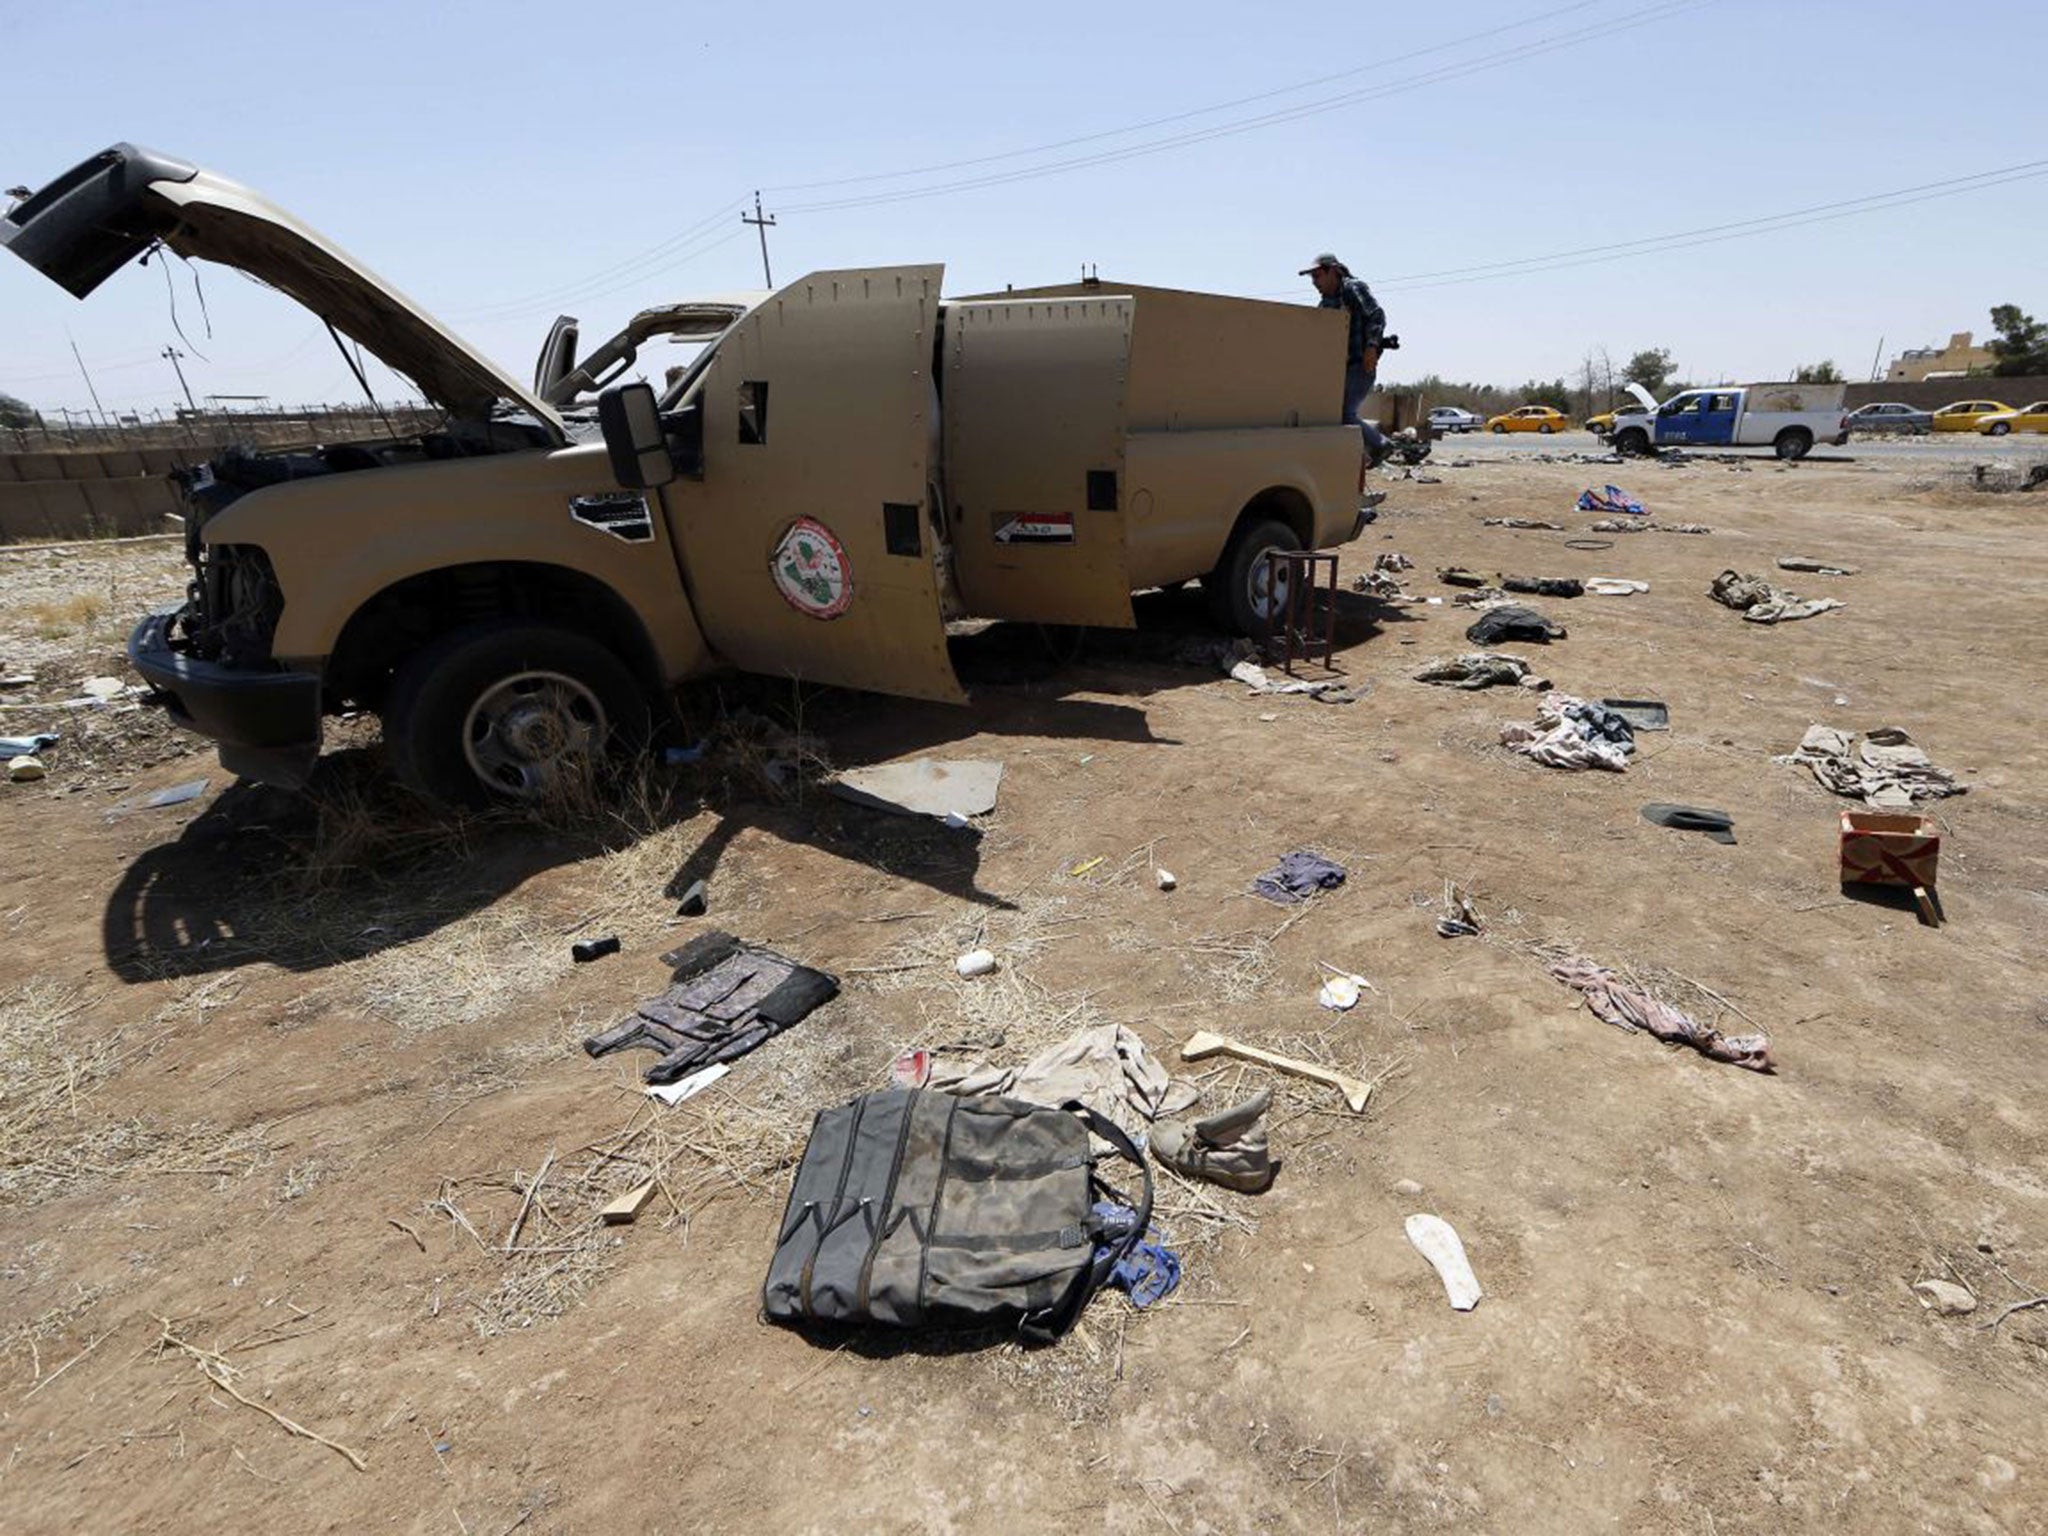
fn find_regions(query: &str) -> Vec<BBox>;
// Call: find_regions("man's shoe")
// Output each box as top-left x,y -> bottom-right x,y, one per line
1150,1088 -> 1275,1193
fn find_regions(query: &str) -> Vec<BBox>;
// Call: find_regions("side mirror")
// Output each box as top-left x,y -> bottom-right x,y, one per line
598,383 -> 676,489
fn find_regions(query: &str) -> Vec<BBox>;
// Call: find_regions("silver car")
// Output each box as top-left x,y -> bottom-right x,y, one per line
1427,405 -> 1481,434
1844,402 -> 1932,435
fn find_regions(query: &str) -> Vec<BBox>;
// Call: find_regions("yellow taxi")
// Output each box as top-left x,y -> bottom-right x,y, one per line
1929,399 -> 2012,432
1978,401 -> 2048,435
1583,407 -> 1622,435
1484,405 -> 1571,434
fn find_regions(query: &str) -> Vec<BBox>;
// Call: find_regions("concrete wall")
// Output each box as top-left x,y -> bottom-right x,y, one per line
1844,377 -> 2048,411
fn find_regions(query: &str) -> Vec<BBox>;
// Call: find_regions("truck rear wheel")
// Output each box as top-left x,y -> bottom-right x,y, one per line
1206,518 -> 1304,637
1613,427 -> 1651,457
1773,427 -> 1813,460
383,621 -> 649,807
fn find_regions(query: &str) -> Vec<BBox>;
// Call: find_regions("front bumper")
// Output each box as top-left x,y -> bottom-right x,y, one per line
127,608 -> 322,787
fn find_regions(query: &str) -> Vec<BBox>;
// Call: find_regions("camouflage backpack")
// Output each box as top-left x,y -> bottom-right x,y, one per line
762,1089 -> 1151,1343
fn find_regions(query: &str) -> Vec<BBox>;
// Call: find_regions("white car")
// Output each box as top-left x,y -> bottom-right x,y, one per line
1427,406 -> 1481,434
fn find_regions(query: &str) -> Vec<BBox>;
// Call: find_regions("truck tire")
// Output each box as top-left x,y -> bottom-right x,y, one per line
1206,517 -> 1304,637
1773,427 -> 1813,461
383,620 -> 650,807
1613,427 -> 1651,457
1986,420 -> 2012,436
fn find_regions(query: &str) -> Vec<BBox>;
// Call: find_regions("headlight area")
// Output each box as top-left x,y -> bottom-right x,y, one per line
182,542 -> 286,670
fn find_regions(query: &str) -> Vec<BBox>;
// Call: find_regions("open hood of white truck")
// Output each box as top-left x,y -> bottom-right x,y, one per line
1,143 -> 562,437
1621,382 -> 1660,414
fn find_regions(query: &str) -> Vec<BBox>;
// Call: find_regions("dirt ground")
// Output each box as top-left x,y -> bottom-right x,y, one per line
2,444 -> 2045,1535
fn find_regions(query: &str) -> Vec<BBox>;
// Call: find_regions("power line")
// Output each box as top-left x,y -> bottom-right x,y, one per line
1376,160 -> 2048,292
1374,159 -> 2048,289
763,0 -> 1610,195
777,0 -> 1706,214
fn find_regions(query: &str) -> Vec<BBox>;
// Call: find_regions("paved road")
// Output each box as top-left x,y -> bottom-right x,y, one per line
1433,431 -> 2047,467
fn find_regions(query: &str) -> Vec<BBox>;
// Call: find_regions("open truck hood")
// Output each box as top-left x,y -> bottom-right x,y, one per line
1621,382 -> 1660,414
1,143 -> 561,437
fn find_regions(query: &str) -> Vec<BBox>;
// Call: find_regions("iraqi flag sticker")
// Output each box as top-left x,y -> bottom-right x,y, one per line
770,516 -> 853,619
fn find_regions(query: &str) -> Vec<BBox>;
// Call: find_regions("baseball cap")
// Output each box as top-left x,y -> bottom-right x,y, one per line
1299,252 -> 1344,274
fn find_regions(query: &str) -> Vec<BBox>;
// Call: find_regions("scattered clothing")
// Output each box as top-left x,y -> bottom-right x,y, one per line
583,931 -> 840,1084
1437,566 -> 1492,588
1640,803 -> 1736,844
1586,578 -> 1649,596
1500,693 -> 1633,772
1502,575 -> 1584,598
1252,850 -> 1347,905
1094,1203 -> 1182,1308
1776,556 -> 1858,576
1229,659 -> 1360,703
1587,518 -> 1648,533
1464,604 -> 1566,645
1599,698 -> 1668,731
0,733 -> 58,756
1451,586 -> 1515,609
925,1022 -> 1200,1139
1481,517 -> 1564,530
1661,522 -> 1712,535
1414,651 -> 1541,691
1149,1089 -> 1274,1193
1547,954 -> 1774,1072
1710,569 -> 1843,624
1576,484 -> 1644,515
1773,725 -> 1965,809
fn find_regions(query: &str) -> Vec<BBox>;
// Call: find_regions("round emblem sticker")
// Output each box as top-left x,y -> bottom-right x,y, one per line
770,516 -> 853,620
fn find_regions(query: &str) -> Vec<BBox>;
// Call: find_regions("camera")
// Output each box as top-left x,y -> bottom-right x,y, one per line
1381,334 -> 1401,350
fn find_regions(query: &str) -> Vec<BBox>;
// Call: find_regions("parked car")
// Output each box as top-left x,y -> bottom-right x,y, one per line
1844,402 -> 1932,435
1427,405 -> 1481,433
1484,405 -> 1570,434
1978,401 -> 2048,435
1608,381 -> 1848,460
1583,406 -> 1624,435
1930,400 -> 2013,432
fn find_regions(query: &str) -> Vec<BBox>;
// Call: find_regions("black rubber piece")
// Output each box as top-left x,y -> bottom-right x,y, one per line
572,935 -> 622,963
1641,804 -> 1735,844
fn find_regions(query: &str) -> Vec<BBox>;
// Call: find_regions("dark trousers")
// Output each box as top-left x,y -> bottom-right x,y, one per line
1343,363 -> 1391,454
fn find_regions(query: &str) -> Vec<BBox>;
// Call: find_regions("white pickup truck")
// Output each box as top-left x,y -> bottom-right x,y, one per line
1608,381 -> 1849,460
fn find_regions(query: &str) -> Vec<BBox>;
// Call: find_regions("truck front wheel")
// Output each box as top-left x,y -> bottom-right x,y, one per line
1613,427 -> 1651,457
383,621 -> 650,807
1773,427 -> 1813,460
1207,518 -> 1304,637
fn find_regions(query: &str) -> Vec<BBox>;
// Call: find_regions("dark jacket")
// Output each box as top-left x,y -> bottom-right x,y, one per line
1320,275 -> 1386,367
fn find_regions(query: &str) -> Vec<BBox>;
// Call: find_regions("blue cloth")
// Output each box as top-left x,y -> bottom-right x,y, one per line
1577,485 -> 1644,515
1092,1201 -> 1180,1309
1251,850 -> 1347,905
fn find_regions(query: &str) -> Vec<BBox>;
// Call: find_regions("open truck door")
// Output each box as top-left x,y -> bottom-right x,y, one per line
941,296 -> 1137,627
663,265 -> 966,704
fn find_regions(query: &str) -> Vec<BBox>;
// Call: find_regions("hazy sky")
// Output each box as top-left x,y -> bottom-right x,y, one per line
4,0 -> 2043,415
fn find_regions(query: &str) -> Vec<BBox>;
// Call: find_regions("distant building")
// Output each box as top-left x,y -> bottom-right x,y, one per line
1886,331 -> 1995,382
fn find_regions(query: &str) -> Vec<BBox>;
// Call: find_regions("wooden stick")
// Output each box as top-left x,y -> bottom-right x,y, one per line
157,1322 -> 366,1472
598,1179 -> 658,1225
24,1331 -> 107,1399
1980,1295 -> 2048,1331
502,1150 -> 556,1253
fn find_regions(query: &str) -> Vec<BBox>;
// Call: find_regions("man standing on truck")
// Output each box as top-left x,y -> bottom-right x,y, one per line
1303,253 -> 1392,466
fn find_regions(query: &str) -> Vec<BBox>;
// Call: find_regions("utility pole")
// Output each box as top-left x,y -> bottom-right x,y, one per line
163,345 -> 198,413
742,191 -> 777,288
1868,335 -> 1886,383
67,334 -> 109,425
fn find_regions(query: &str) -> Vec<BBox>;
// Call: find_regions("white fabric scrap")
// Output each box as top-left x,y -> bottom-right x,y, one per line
1500,693 -> 1631,772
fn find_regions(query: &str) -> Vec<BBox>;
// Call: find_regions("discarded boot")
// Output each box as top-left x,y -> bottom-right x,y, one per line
1150,1088 -> 1274,1193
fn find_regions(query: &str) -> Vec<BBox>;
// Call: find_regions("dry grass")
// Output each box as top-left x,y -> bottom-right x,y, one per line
19,591 -> 109,641
0,977 -> 268,1207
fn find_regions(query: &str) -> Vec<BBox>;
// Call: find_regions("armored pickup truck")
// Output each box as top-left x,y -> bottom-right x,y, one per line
3,144 -> 1368,803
